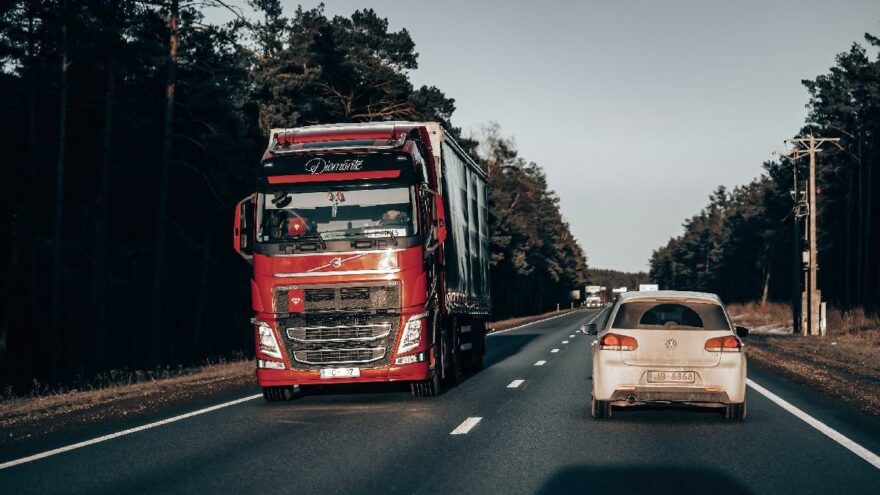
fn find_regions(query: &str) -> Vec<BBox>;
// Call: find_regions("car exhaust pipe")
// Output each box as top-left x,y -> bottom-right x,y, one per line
626,394 -> 637,404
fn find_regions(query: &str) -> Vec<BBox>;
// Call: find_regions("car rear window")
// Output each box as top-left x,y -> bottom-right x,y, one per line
611,301 -> 730,330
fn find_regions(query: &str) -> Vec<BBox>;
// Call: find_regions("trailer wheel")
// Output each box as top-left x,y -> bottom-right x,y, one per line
262,386 -> 294,402
469,321 -> 486,372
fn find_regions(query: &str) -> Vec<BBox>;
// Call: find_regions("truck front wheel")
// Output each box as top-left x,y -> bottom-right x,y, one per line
263,386 -> 295,402
410,369 -> 441,397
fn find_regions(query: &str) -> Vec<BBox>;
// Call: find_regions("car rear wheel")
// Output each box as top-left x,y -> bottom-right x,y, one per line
724,400 -> 746,420
263,386 -> 295,402
591,395 -> 612,419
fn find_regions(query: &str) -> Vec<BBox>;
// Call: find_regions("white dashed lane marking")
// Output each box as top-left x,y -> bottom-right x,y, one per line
551,349 -> 560,353
450,417 -> 482,435
535,360 -> 547,366
507,380 -> 525,388
562,341 -> 569,344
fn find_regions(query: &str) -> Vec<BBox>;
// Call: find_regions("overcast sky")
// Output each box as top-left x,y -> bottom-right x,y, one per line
210,0 -> 880,272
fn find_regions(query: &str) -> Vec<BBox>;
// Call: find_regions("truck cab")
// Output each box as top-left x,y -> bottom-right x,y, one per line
234,122 -> 490,400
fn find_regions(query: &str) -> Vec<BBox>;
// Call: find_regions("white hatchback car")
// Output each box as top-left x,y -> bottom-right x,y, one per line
590,291 -> 748,420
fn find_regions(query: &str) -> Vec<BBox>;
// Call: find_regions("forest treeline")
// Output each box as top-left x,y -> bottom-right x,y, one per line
650,30 -> 880,312
587,269 -> 651,292
0,1 -> 586,390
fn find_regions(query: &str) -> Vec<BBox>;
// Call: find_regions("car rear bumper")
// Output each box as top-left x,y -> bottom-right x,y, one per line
592,350 -> 746,404
607,386 -> 732,405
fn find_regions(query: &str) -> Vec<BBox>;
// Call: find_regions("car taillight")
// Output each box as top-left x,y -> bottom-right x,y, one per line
705,335 -> 742,352
598,333 -> 638,351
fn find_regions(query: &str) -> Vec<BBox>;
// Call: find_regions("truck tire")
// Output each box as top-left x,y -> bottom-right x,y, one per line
724,401 -> 746,420
591,395 -> 612,419
468,323 -> 485,373
443,323 -> 462,387
411,369 -> 441,397
263,386 -> 294,402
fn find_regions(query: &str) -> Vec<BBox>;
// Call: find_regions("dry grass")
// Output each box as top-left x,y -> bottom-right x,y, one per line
728,302 -> 880,416
0,360 -> 255,444
726,302 -> 793,334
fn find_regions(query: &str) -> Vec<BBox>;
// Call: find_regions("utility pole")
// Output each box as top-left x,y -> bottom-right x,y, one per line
784,135 -> 839,336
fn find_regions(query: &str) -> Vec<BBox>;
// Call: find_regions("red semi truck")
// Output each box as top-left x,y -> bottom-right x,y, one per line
233,122 -> 491,400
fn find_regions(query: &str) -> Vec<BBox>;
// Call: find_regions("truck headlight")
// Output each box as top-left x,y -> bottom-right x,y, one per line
398,312 -> 428,355
254,319 -> 283,359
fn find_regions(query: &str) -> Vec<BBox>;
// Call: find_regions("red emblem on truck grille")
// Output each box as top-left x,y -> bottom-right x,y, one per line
288,288 -> 305,313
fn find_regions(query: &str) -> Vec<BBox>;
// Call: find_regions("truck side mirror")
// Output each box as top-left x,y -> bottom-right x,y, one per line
234,195 -> 254,262
434,195 -> 447,243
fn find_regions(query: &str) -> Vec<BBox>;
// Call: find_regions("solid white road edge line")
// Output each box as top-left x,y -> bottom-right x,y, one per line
0,393 -> 264,470
450,417 -> 482,435
535,360 -> 547,366
746,378 -> 880,470
489,309 -> 588,336
507,380 -> 525,388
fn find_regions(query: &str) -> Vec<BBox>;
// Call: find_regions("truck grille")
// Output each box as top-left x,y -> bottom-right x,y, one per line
293,348 -> 385,365
286,323 -> 391,342
280,314 -> 400,370
273,282 -> 400,313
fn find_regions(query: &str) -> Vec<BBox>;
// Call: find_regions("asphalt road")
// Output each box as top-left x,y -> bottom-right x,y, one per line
2,309 -> 879,494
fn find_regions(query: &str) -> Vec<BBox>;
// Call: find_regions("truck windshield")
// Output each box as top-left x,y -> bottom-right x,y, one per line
256,184 -> 417,243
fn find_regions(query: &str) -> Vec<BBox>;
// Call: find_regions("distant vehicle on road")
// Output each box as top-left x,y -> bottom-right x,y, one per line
589,290 -> 748,420
585,296 -> 603,308
233,122 -> 491,401
638,283 -> 659,291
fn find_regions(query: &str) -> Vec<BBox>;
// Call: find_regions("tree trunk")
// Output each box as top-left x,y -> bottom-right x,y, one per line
91,56 -> 116,371
862,139 -> 873,307
49,1 -> 69,379
193,233 -> 211,356
845,155 -> 855,307
150,0 -> 179,364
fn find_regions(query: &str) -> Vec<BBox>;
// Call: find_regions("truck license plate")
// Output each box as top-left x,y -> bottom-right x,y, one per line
320,368 -> 360,379
648,371 -> 695,383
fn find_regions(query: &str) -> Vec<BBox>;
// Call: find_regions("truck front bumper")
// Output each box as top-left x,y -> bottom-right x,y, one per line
256,361 -> 431,387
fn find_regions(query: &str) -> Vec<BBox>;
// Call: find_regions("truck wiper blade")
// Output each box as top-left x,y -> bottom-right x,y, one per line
339,230 -> 398,246
370,230 -> 398,246
292,232 -> 326,249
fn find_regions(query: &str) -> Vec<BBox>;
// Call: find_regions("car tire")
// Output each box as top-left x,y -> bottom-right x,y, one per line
591,395 -> 612,419
262,386 -> 294,402
724,400 -> 746,420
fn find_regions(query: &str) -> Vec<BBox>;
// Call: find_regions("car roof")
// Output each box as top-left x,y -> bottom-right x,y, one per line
617,290 -> 721,304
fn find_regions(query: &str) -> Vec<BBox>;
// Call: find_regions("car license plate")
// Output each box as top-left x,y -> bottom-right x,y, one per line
648,371 -> 695,383
320,367 -> 360,379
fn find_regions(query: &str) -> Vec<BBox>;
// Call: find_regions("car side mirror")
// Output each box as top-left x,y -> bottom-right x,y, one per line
735,326 -> 749,338
587,323 -> 598,335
